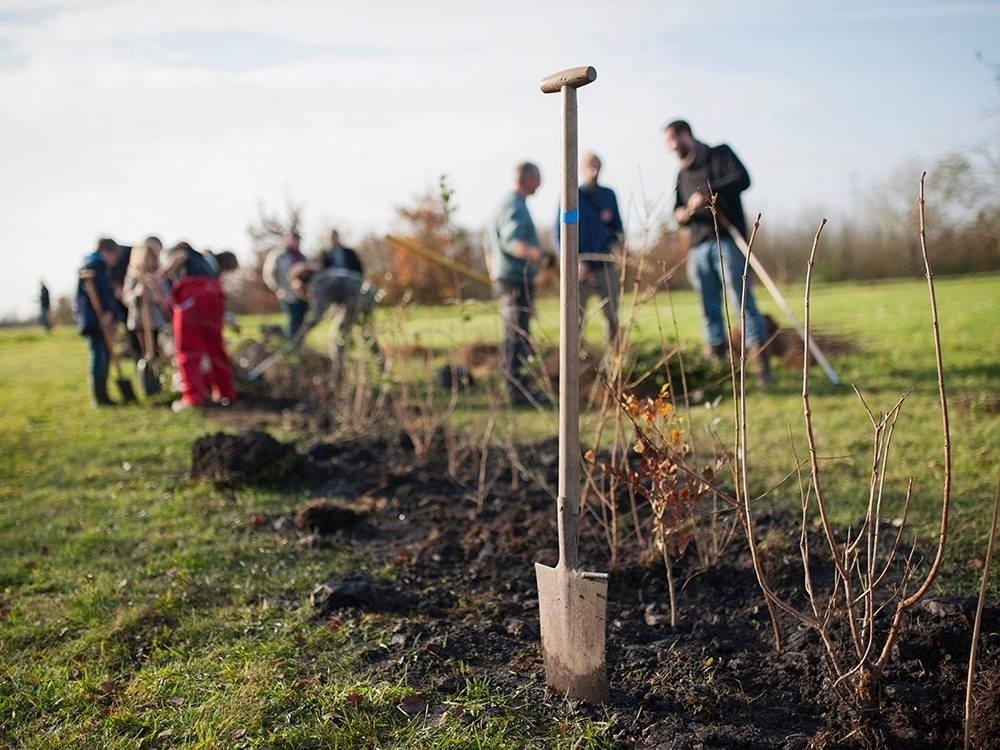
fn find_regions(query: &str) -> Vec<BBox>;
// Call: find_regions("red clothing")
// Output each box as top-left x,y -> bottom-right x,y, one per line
172,275 -> 235,406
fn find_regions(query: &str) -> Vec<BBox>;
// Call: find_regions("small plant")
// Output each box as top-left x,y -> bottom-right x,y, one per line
735,175 -> 954,716
586,385 -> 731,627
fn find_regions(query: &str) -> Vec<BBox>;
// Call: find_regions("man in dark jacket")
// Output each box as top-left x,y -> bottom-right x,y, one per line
664,119 -> 772,385
76,238 -> 123,406
317,229 -> 364,275
554,151 -> 624,348
39,282 -> 51,331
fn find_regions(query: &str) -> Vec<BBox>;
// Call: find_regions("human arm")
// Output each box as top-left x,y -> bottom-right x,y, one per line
673,177 -> 692,225
498,204 -> 547,266
706,144 -> 751,194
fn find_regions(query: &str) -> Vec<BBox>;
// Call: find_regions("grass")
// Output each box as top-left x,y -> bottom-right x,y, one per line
377,274 -> 999,572
1,272 -> 998,747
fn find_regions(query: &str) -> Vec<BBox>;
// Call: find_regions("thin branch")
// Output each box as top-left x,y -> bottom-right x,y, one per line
877,171 -> 954,668
965,475 -> 1000,750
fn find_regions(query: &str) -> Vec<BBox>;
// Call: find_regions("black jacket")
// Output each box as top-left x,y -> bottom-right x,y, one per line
675,142 -> 751,246
320,245 -> 363,275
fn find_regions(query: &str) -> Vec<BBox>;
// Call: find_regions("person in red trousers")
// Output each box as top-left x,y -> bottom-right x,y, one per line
161,243 -> 239,411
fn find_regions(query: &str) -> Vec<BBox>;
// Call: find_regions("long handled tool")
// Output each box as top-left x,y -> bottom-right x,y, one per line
720,220 -> 841,385
136,292 -> 161,396
80,272 -> 138,404
385,234 -> 493,287
242,315 -> 324,382
244,337 -> 304,381
535,64 -> 609,704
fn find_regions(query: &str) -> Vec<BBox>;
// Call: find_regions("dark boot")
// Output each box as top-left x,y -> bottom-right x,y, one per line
748,345 -> 773,387
91,379 -> 117,407
705,342 -> 729,363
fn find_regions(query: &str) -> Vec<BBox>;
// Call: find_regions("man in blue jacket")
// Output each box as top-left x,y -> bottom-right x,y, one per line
555,151 -> 624,348
75,238 -> 123,406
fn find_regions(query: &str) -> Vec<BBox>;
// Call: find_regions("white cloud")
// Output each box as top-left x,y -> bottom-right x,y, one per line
0,0 -> 993,318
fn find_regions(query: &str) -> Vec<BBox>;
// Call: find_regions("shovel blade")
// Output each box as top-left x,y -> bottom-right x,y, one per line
535,562 -> 609,703
137,358 -> 161,397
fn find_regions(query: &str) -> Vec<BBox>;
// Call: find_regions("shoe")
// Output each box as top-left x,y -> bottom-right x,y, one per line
171,399 -> 200,412
510,390 -> 552,408
705,342 -> 730,363
747,344 -> 773,388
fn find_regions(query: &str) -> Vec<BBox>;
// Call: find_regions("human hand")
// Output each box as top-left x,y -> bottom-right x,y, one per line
686,191 -> 707,212
674,206 -> 692,224
534,248 -> 556,268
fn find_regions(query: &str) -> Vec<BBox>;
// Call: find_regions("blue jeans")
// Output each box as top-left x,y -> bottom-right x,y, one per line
86,331 -> 110,389
281,298 -> 309,337
687,235 -> 768,348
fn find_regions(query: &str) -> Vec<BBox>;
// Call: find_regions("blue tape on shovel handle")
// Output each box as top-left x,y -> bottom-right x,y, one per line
562,209 -> 579,224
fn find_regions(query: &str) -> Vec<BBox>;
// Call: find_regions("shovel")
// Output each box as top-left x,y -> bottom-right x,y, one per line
80,273 -> 138,404
535,64 -> 609,704
136,293 -> 161,397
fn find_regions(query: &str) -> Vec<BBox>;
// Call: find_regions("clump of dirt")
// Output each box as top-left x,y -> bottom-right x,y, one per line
294,499 -> 367,534
190,430 -> 298,485
218,419 -> 998,749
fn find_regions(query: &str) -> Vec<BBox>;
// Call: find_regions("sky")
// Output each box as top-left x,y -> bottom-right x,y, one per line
1,0 -> 998,319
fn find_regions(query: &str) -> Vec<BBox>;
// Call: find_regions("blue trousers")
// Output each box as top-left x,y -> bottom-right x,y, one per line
281,298 -> 310,337
687,235 -> 768,348
86,331 -> 110,394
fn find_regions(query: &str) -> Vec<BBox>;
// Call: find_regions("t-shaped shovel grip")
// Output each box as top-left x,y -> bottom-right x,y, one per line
539,65 -> 597,93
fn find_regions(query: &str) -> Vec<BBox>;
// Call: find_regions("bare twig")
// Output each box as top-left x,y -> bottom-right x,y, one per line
875,172 -> 953,669
964,475 -> 1000,750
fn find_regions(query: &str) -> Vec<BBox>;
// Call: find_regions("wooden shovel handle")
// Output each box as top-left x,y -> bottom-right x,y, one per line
540,66 -> 597,94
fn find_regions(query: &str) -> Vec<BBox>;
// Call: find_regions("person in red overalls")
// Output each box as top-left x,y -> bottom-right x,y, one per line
161,242 -> 239,411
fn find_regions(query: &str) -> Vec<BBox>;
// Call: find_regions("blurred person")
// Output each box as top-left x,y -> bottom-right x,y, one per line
39,281 -> 51,331
108,242 -> 140,358
122,236 -> 170,359
663,119 -> 772,386
161,243 -> 239,411
263,229 -> 308,337
317,229 -> 363,274
75,238 -> 123,406
286,262 -> 383,387
553,151 -> 624,348
487,161 -> 551,407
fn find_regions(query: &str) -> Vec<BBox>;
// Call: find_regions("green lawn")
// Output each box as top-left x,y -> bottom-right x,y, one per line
0,273 -> 997,747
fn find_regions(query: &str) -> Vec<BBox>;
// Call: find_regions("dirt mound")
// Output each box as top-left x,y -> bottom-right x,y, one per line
294,499 -> 367,533
190,430 -> 298,485
731,314 -> 857,372
218,422 -> 998,748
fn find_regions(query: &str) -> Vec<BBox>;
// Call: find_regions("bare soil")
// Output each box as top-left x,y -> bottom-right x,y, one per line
190,397 -> 999,750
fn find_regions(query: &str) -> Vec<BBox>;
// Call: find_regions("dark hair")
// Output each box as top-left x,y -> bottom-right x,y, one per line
170,241 -> 194,254
664,119 -> 692,136
212,250 -> 239,272
96,237 -> 120,254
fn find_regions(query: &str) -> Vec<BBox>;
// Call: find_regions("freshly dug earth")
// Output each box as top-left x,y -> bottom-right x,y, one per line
196,412 -> 999,749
